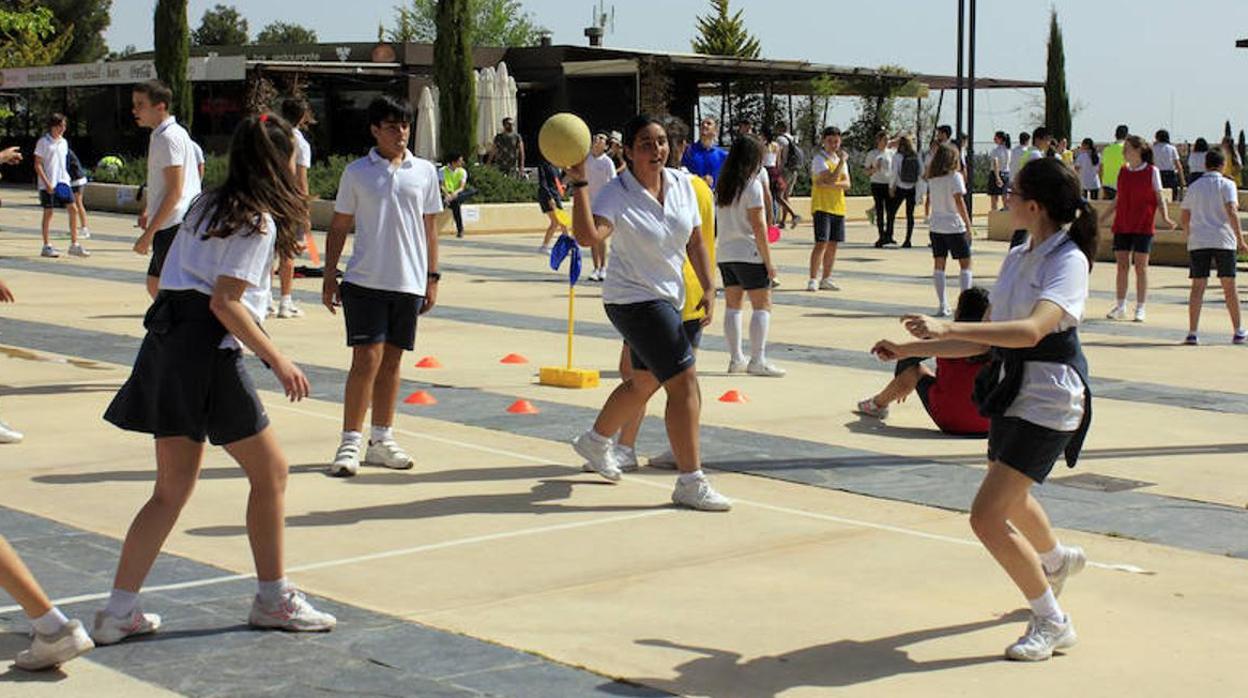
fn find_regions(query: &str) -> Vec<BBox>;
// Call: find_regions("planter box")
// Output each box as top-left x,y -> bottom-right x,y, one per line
83,182 -> 143,215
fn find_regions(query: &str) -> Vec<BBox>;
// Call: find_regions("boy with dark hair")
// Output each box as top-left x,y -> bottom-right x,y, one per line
322,96 -> 443,477
1100,124 -> 1129,200
33,113 -> 87,258
1180,148 -> 1247,345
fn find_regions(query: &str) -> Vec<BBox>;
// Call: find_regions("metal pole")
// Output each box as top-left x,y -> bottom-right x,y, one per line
966,0 -> 976,213
955,0 -> 964,142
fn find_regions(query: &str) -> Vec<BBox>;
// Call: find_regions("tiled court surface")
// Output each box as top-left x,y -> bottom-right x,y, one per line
1,188 -> 1245,696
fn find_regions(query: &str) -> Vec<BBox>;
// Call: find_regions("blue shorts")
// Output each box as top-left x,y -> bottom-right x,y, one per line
605,300 -> 695,383
813,212 -> 845,243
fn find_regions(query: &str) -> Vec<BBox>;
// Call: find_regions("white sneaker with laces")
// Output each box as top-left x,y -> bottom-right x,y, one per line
40,245 -> 59,258
1005,614 -> 1076,661
276,299 -> 304,318
15,619 -> 93,671
91,608 -> 161,646
249,588 -> 337,632
585,444 -> 639,473
727,358 -> 748,374
364,439 -> 415,470
805,279 -> 818,292
672,477 -> 732,511
936,306 -> 952,318
68,243 -> 90,258
855,397 -> 889,419
819,277 -> 840,291
330,440 -> 361,477
1105,306 -> 1125,321
647,449 -> 678,470
0,419 -> 23,444
571,430 -> 622,482
1133,305 -> 1146,323
1045,545 -> 1087,597
747,359 -> 786,377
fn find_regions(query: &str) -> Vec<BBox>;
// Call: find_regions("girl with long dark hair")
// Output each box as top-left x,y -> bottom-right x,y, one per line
988,131 -> 1012,211
1074,138 -> 1101,200
1104,135 -> 1176,322
887,134 -> 922,247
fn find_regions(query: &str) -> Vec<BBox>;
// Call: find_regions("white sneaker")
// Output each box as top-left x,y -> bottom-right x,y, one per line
727,358 -> 748,374
276,299 -> 303,318
671,477 -> 732,511
266,300 -> 277,318
1005,614 -> 1077,661
15,619 -> 93,671
571,430 -> 622,482
40,245 -> 59,258
936,306 -> 952,318
329,440 -> 361,477
647,449 -> 678,470
79,228 -> 91,240
585,444 -> 639,473
855,397 -> 889,419
249,588 -> 336,632
0,419 -> 23,444
1133,306 -> 1146,323
364,439 -> 414,470
747,359 -> 786,377
819,277 -> 840,291
805,279 -> 818,292
1045,545 -> 1087,597
1106,306 -> 1126,321
91,608 -> 161,646
538,245 -> 551,256
68,243 -> 90,258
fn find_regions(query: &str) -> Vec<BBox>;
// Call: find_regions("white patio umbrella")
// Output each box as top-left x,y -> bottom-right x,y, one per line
476,68 -> 497,156
414,85 -> 439,161
495,62 -> 514,127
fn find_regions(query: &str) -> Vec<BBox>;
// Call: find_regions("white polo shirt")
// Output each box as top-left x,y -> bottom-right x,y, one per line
1188,151 -> 1207,173
33,134 -> 69,191
992,229 -> 1089,431
334,148 -> 443,296
716,176 -> 766,263
1182,172 -> 1240,250
865,148 -> 895,184
990,144 -> 1012,173
585,153 -> 616,200
927,172 -> 967,234
146,116 -> 202,227
293,129 -> 312,169
593,167 -> 700,308
1154,142 -> 1179,171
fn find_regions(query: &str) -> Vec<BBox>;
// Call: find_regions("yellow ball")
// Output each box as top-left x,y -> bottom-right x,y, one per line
539,113 -> 591,169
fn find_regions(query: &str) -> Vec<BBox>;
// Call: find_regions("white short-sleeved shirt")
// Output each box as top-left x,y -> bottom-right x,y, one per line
990,144 -> 1012,173
1154,142 -> 1179,171
190,140 -> 204,168
1126,161 -> 1163,191
1074,151 -> 1101,191
716,177 -> 766,263
33,134 -> 69,191
763,142 -> 778,168
1182,172 -> 1240,250
992,230 -> 1089,431
1188,152 -> 1207,173
1009,145 -> 1027,171
586,153 -> 617,200
811,150 -> 848,179
146,117 -> 202,226
334,148 -> 443,296
927,172 -> 967,233
593,168 -> 700,308
293,129 -> 312,169
159,198 -> 276,349
865,148 -> 894,184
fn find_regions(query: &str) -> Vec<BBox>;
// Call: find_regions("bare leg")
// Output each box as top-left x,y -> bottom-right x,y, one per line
1114,251 -> 1130,304
112,437 -> 204,592
222,428 -> 288,583
872,363 -> 932,407
370,343 -> 405,429
67,205 -> 79,246
969,462 -> 1049,600
540,212 -> 560,248
591,242 -> 606,272
808,242 -> 827,280
0,536 -> 53,617
661,368 -> 702,474
343,343 -> 383,431
821,241 -> 838,278
1189,278 -> 1207,334
75,193 -> 90,231
591,369 -> 661,440
615,347 -> 643,448
1220,277 -> 1242,331
278,255 -> 295,299
41,208 -> 53,247
1133,252 -> 1150,306
1004,491 -> 1059,556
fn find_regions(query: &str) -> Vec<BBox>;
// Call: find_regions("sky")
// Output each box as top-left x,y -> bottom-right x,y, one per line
106,1 -> 1248,145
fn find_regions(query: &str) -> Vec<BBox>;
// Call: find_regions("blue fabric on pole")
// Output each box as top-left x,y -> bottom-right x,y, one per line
549,234 -> 581,286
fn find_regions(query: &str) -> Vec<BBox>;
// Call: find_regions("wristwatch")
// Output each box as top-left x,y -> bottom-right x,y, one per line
427,271 -> 441,282
567,180 -> 589,189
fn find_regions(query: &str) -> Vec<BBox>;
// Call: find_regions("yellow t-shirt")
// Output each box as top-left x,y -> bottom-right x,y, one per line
810,151 -> 848,215
681,174 -> 716,322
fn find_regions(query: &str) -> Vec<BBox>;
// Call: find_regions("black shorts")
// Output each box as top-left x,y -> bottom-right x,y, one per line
1187,172 -> 1205,186
1112,232 -> 1154,254
340,281 -> 422,350
1160,170 -> 1180,191
538,194 -> 562,214
986,171 -> 1010,196
682,318 -> 704,350
105,291 -> 269,446
931,232 -> 972,259
37,190 -> 69,209
987,416 -> 1075,483
813,211 -> 845,243
1189,248 -> 1237,278
1102,186 -> 1117,200
147,225 -> 180,278
718,261 -> 770,291
606,300 -> 695,383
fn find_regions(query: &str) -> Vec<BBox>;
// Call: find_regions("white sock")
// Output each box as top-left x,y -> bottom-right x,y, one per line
749,310 -> 771,362
370,425 -> 393,444
725,308 -> 746,362
677,470 -> 706,485
933,272 -> 948,308
1114,298 -> 1126,309
30,607 -> 69,635
1135,302 -> 1146,311
586,429 -> 611,445
281,294 -> 293,305
257,577 -> 291,604
1027,587 -> 1065,623
341,430 -> 363,446
104,588 -> 139,619
1038,544 -> 1067,574
959,269 -> 973,291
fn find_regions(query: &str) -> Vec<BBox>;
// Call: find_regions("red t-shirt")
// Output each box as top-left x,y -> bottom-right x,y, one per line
927,357 -> 991,435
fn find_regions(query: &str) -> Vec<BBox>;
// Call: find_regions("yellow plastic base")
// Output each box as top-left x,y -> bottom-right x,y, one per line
539,366 -> 600,389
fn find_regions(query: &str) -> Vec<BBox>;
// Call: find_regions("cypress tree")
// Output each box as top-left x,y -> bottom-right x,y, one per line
154,0 -> 193,127
1044,8 -> 1070,141
434,0 -> 475,160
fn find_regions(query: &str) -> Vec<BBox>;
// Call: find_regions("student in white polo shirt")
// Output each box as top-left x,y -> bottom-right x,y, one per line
131,79 -> 202,299
274,97 -> 315,319
1180,148 -> 1247,345
322,96 -> 443,477
33,113 -> 87,258
584,132 -> 617,281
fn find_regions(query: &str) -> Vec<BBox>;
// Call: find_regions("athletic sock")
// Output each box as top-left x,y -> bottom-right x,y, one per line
370,425 -> 393,444
30,607 -> 69,635
341,430 -> 363,446
1038,544 -> 1067,574
749,310 -> 771,362
257,577 -> 291,604
1113,298 -> 1126,310
677,470 -> 706,485
1027,588 -> 1065,623
104,588 -> 139,619
933,272 -> 948,309
280,294 -> 293,305
724,308 -> 745,362
586,429 -> 611,445
959,269 -> 973,291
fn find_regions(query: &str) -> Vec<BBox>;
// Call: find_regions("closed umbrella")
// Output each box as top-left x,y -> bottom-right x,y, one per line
414,85 -> 438,160
477,67 -> 497,156
495,62 -> 513,126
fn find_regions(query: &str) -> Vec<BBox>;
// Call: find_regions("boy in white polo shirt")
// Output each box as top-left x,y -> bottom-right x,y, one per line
131,79 -> 202,299
274,97 -> 315,319
322,96 -> 443,477
1180,148 -> 1247,345
33,113 -> 87,258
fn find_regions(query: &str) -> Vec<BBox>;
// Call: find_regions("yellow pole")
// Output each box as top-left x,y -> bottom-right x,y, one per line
566,285 -> 575,369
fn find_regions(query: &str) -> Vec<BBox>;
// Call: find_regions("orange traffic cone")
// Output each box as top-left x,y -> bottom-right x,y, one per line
500,353 -> 529,364
415,356 -> 442,368
506,399 -> 540,414
304,230 -> 322,266
718,390 -> 748,403
404,390 -> 437,405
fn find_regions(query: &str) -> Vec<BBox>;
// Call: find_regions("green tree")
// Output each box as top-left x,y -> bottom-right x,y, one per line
388,0 -> 541,47
154,0 -> 193,127
1044,8 -> 1071,142
434,0 -> 476,159
255,21 -> 317,45
0,2 -> 73,67
692,0 -> 761,138
0,0 -> 111,64
193,3 -> 248,46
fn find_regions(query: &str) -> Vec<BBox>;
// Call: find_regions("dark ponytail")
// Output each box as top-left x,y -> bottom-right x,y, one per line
1125,134 -> 1153,165
1015,158 -> 1099,269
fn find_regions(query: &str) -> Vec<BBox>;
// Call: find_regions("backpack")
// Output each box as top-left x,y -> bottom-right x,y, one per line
782,136 -> 805,173
899,153 -> 921,185
66,149 -> 85,181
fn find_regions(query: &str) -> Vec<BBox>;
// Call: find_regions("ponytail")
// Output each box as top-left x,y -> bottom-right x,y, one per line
1015,157 -> 1099,269
1069,199 -> 1099,269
